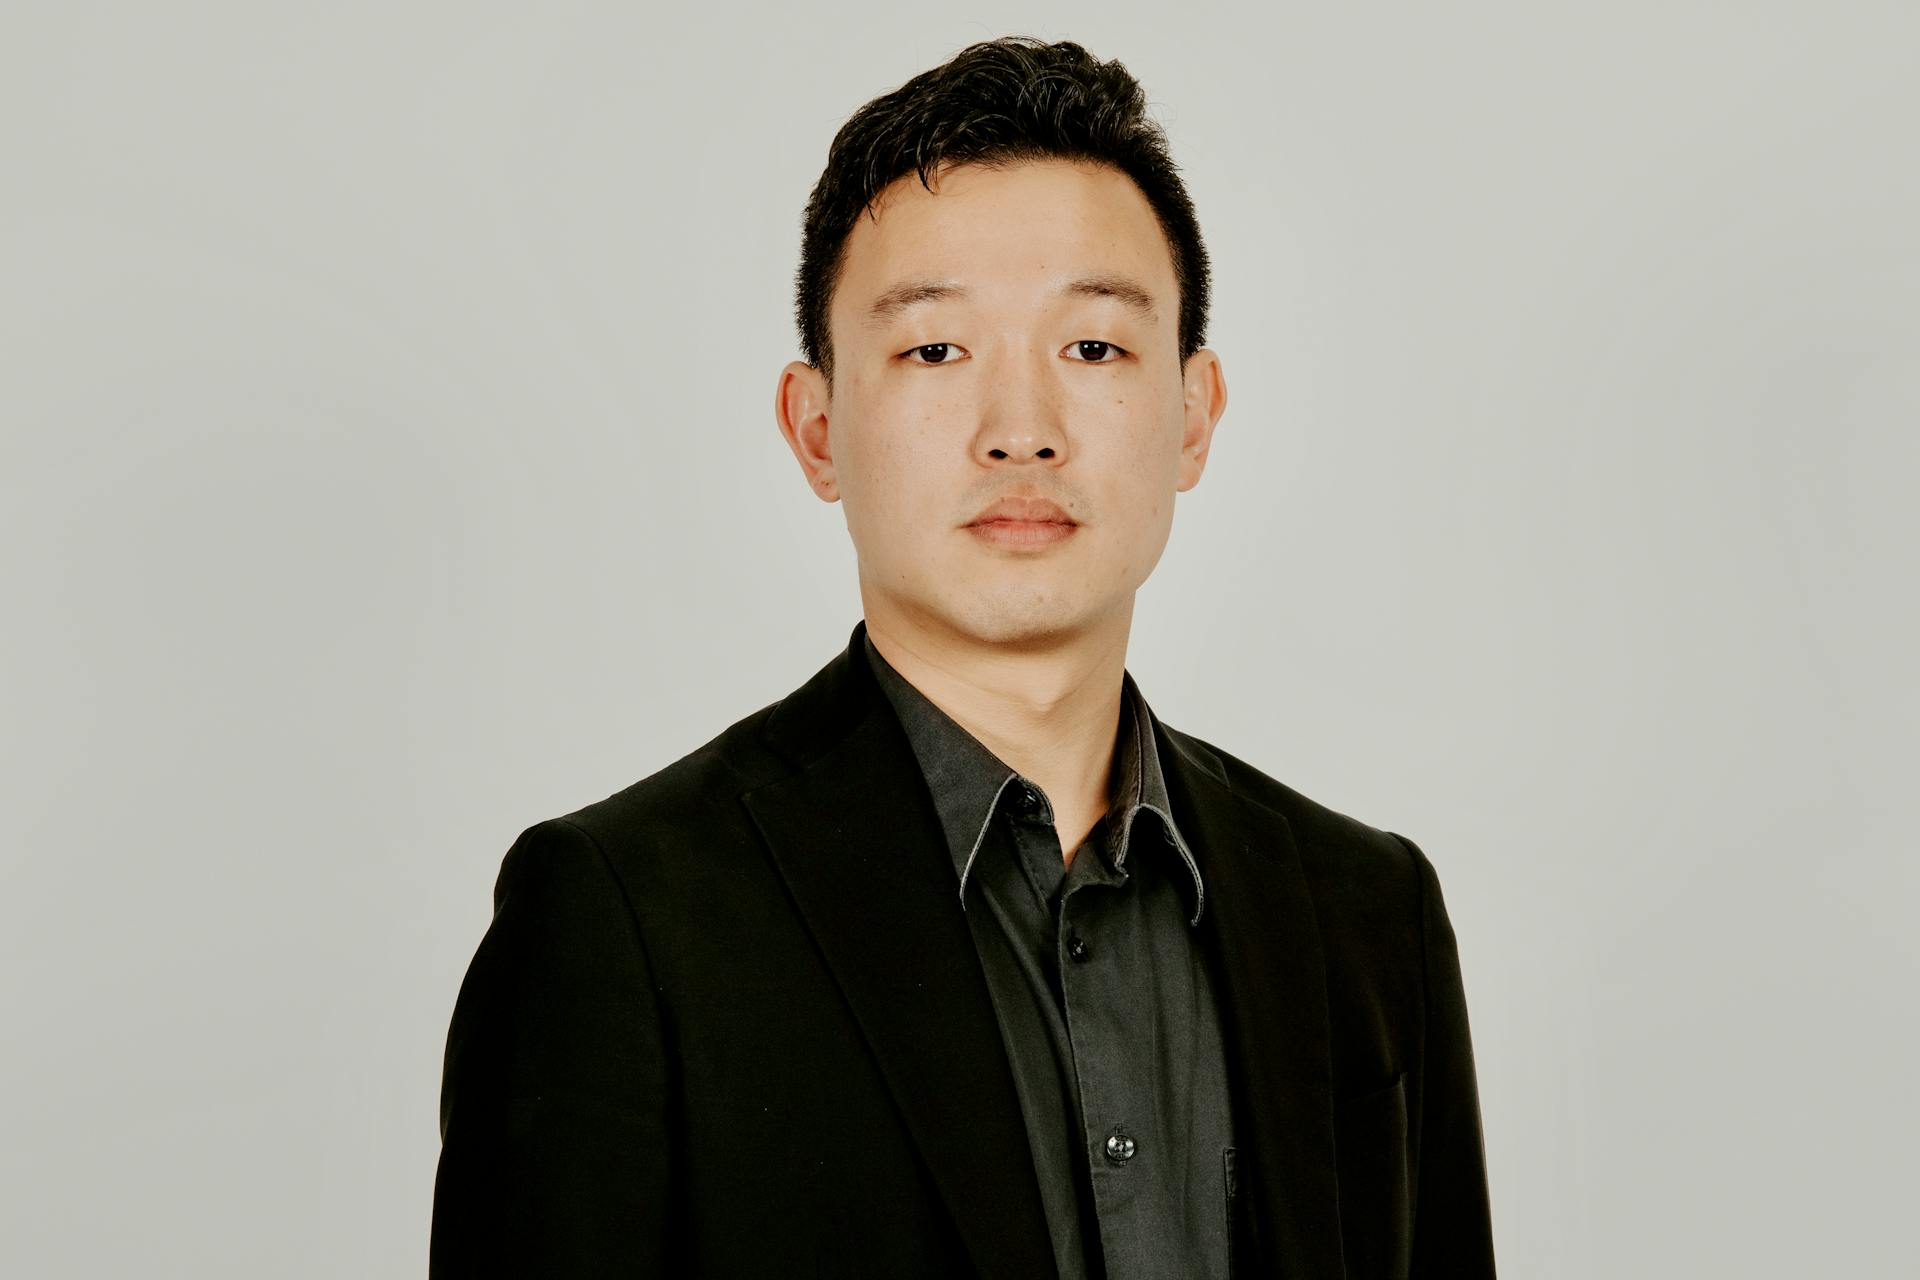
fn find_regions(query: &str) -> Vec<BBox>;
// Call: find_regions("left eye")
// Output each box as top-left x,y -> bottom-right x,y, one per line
1066,341 -> 1127,362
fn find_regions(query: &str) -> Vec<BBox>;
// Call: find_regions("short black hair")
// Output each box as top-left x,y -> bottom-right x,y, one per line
793,36 -> 1212,387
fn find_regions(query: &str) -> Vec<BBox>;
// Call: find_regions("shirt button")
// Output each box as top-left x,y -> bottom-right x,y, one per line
1104,1132 -> 1137,1163
1068,935 -> 1090,961
1016,782 -> 1042,812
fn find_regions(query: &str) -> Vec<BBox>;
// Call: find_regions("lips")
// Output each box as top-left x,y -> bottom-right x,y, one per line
966,496 -> 1078,526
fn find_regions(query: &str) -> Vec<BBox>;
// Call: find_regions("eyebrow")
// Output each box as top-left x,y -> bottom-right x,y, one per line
862,273 -> 1162,328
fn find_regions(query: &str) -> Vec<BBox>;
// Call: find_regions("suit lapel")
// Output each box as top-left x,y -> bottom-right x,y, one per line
740,622 -> 1056,1275
1150,706 -> 1347,1277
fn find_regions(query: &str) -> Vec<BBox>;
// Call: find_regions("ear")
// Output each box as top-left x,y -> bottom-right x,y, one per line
775,360 -> 838,502
1176,349 -> 1228,492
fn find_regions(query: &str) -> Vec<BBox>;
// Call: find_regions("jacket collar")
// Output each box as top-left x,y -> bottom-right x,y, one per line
740,618 -> 1343,1276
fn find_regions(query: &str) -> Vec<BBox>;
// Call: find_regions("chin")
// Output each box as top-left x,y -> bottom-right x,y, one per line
940,592 -> 1106,651
868,559 -> 1116,649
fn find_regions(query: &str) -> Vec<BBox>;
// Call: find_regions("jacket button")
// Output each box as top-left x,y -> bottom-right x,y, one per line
1068,936 -> 1090,962
1104,1132 -> 1137,1163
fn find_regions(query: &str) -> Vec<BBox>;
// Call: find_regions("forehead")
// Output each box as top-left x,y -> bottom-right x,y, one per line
832,159 -> 1177,329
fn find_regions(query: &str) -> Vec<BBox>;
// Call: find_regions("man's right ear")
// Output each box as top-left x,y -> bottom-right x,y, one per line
774,360 -> 837,502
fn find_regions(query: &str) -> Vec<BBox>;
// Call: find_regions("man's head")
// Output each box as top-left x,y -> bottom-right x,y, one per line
775,37 -> 1228,653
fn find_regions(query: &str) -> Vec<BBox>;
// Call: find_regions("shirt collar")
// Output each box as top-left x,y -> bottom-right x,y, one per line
862,632 -> 1206,926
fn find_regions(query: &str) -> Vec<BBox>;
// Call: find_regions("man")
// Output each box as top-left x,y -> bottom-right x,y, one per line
431,35 -> 1496,1278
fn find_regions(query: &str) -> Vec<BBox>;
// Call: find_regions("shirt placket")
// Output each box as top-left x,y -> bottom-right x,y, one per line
1010,805 -> 1150,1266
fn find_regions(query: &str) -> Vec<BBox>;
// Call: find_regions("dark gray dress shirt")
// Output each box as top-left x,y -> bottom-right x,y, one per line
862,634 -> 1237,1280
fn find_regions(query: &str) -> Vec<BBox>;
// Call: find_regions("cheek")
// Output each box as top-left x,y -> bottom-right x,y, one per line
843,442 -> 947,557
1103,413 -> 1182,497
1100,433 -> 1180,554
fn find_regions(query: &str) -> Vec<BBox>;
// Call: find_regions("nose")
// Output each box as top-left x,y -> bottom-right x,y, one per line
973,344 -> 1069,465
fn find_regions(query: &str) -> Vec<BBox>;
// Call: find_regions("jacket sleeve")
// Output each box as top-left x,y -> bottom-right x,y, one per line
430,818 -> 674,1276
1394,831 -> 1498,1277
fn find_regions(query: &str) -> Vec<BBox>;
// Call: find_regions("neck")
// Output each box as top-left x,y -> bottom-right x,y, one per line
859,593 -> 1135,831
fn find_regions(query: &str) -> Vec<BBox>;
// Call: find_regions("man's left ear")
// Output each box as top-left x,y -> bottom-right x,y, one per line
1177,348 -> 1228,492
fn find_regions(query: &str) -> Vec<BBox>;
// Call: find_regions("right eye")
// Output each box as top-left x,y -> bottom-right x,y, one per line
900,343 -> 968,365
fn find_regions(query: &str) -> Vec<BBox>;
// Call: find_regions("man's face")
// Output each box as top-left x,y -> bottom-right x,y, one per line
778,157 -> 1226,650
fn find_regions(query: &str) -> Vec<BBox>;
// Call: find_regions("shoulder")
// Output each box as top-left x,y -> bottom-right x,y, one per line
557,692 -> 788,838
496,694 -> 796,896
1162,722 -> 1455,1032
1160,720 -> 1431,918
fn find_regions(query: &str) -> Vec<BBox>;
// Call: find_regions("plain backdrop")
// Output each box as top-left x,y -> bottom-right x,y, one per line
3,3 -> 1914,1275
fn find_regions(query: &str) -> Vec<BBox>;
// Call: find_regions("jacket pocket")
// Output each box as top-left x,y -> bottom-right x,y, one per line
1333,1071 -> 1411,1280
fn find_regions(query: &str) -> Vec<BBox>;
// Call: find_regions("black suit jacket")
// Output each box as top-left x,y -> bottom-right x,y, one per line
431,619 -> 1496,1277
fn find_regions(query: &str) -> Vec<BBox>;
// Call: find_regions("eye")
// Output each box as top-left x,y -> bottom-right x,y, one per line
900,342 -> 967,365
1064,340 -> 1128,363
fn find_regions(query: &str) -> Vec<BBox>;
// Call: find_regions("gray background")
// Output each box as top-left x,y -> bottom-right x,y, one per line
3,3 -> 1914,1275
